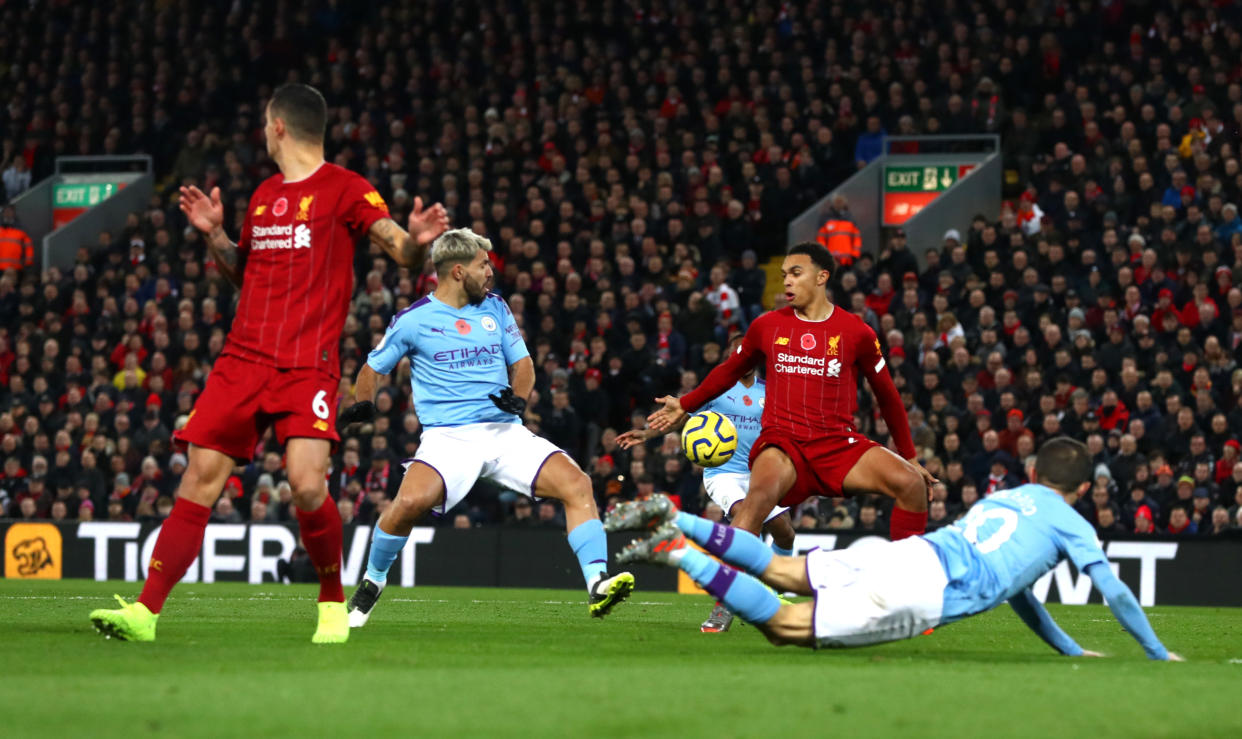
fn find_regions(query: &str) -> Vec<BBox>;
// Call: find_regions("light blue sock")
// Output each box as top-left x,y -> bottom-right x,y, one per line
567,518 -> 609,587
674,511 -> 774,575
680,550 -> 779,624
365,525 -> 408,585
771,542 -> 794,557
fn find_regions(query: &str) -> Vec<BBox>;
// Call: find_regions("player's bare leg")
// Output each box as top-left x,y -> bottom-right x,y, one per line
90,444 -> 234,641
842,446 -> 929,539
758,601 -> 816,647
348,461 -> 446,627
286,438 -> 348,643
534,452 -> 635,616
730,446 -> 797,536
763,511 -> 796,552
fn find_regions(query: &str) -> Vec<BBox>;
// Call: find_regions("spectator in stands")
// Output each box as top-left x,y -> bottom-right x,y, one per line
2,156 -> 31,200
0,0 -> 1240,542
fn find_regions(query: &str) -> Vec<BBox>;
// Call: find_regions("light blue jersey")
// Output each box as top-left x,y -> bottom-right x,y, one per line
367,293 -> 529,428
702,378 -> 764,478
924,483 -> 1108,624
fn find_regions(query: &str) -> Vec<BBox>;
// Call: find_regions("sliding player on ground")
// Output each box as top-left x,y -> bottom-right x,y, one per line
340,228 -> 634,626
608,438 -> 1182,660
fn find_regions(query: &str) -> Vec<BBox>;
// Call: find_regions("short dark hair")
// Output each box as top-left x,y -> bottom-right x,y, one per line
1033,437 -> 1093,494
786,241 -> 837,276
269,84 -> 327,143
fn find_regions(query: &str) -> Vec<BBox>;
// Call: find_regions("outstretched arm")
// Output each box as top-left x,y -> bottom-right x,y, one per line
368,197 -> 449,268
866,368 -> 917,460
1085,562 -> 1177,660
618,416 -> 688,449
179,185 -> 244,288
1007,588 -> 1086,656
679,337 -> 763,414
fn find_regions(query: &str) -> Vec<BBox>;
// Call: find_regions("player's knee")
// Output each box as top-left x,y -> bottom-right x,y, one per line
881,464 -> 924,507
547,469 -> 593,506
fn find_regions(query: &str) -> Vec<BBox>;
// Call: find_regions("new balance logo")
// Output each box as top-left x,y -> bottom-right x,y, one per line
826,358 -> 842,377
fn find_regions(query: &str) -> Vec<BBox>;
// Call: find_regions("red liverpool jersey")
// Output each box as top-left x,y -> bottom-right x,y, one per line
223,163 -> 389,376
681,306 -> 916,458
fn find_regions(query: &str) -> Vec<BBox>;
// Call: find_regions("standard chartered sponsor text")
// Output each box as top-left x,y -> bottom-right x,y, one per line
775,351 -> 826,376
251,224 -> 311,251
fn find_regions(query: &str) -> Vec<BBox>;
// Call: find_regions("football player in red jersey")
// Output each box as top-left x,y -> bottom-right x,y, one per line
89,83 -> 449,644
647,242 -> 935,542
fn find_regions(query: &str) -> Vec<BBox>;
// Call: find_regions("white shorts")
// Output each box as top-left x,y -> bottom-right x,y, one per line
703,472 -> 789,523
404,422 -> 567,514
807,537 -> 947,648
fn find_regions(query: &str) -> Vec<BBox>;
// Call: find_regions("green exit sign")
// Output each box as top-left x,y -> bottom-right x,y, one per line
54,182 -> 118,207
884,166 -> 958,192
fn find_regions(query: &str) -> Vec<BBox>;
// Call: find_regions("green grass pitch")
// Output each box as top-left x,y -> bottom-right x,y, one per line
3,579 -> 1241,738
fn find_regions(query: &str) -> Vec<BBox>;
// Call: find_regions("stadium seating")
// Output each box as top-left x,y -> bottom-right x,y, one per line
1,0 -> 1240,538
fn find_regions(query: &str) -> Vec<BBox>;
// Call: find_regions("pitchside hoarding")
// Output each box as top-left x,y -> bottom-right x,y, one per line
2,521 -> 1239,606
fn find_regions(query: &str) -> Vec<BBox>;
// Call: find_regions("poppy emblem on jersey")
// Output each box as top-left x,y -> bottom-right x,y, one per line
800,333 -> 816,351
455,319 -> 472,335
827,335 -> 841,356
742,395 -> 752,406
272,197 -> 288,217
481,316 -> 498,332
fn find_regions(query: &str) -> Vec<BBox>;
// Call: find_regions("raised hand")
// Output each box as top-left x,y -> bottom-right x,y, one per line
646,395 -> 687,433
179,185 -> 224,235
408,196 -> 450,247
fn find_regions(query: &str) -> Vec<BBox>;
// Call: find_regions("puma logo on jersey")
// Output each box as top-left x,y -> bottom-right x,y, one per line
826,358 -> 842,377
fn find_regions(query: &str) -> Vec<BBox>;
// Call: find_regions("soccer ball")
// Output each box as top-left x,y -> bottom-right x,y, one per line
681,410 -> 738,468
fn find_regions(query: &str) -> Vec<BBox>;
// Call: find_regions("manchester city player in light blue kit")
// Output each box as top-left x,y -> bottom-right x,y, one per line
607,437 -> 1182,659
338,228 -> 634,626
617,332 -> 795,632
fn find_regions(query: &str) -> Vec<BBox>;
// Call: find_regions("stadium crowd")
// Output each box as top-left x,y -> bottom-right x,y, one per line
1,0 -> 1241,538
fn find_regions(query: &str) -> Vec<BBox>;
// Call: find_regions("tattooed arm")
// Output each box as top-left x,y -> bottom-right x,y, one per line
205,227 -> 244,289
368,197 -> 450,269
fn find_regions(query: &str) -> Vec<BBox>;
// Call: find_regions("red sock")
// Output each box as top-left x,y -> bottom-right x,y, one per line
890,505 -> 928,540
139,497 -> 211,614
295,496 -> 344,603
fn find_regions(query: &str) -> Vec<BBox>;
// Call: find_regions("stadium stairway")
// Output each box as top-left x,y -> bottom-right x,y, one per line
761,255 -> 785,309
